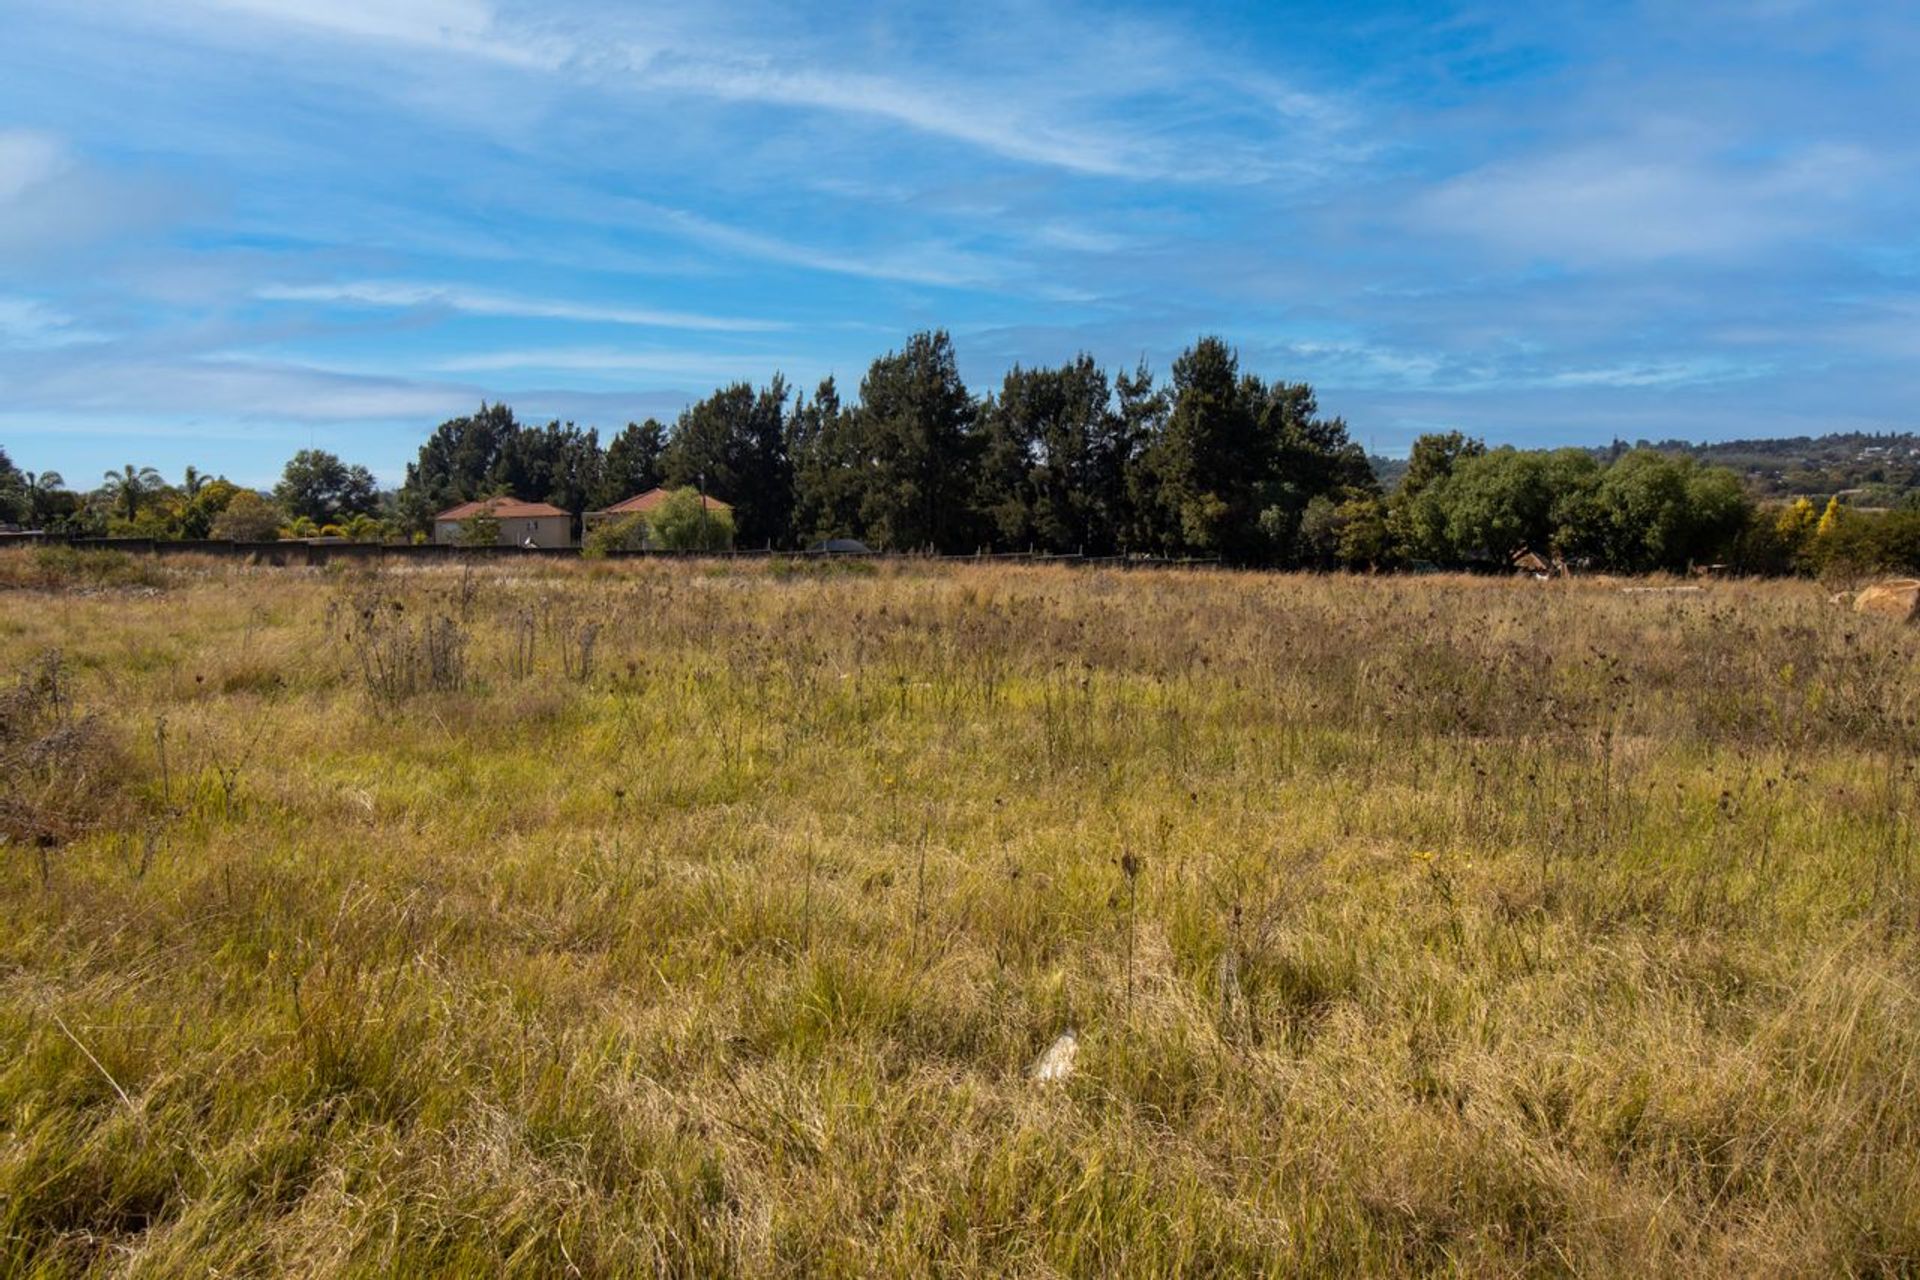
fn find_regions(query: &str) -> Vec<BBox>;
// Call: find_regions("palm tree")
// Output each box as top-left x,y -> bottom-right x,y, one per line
101,465 -> 164,522
182,466 -> 206,498
23,471 -> 63,526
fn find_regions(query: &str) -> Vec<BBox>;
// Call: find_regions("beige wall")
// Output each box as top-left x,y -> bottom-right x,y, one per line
433,515 -> 574,548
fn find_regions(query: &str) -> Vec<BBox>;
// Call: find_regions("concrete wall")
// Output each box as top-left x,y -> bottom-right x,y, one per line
433,515 -> 574,548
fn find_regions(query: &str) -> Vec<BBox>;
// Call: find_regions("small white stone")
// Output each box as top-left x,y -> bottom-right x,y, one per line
1029,1028 -> 1078,1083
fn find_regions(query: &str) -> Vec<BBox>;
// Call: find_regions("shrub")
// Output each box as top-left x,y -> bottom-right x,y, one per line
342,593 -> 469,701
650,488 -> 735,552
343,513 -> 386,542
209,491 -> 281,541
583,513 -> 649,557
0,651 -> 131,850
458,513 -> 502,547
0,546 -> 167,591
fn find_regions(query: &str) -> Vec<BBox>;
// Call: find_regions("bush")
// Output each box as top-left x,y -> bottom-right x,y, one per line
0,547 -> 167,591
583,513 -> 649,557
209,491 -> 281,541
458,514 -> 502,547
1807,507 -> 1920,578
0,651 -> 131,849
650,489 -> 734,552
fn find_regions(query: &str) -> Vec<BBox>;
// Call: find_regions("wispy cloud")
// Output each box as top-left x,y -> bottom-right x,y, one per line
9,0 -> 1920,484
1540,359 -> 1767,389
432,346 -> 800,380
0,294 -> 105,348
184,0 -> 566,68
257,280 -> 787,332
1416,135 -> 1878,265
630,201 -> 1004,288
0,129 -> 68,201
629,53 -> 1145,179
2,350 -> 470,420
168,0 -> 1348,183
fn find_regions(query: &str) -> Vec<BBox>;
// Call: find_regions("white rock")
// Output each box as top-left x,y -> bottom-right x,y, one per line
1029,1028 -> 1078,1083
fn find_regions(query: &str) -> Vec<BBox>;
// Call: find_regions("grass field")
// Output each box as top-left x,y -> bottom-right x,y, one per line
3,548 -> 1919,1276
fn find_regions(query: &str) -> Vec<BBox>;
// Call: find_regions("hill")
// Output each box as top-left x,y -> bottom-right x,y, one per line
1606,431 -> 1920,504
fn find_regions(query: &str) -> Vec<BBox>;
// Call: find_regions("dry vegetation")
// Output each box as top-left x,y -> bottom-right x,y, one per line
2,547 -> 1919,1276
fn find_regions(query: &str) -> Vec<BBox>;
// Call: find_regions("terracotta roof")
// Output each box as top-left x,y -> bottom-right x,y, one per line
434,496 -> 569,521
594,486 -> 732,516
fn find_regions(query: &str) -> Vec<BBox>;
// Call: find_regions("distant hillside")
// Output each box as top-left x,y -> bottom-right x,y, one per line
1605,431 -> 1920,506
1371,432 -> 1920,507
1367,454 -> 1408,491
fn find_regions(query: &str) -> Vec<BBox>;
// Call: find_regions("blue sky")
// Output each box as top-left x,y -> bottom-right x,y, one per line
2,0 -> 1917,487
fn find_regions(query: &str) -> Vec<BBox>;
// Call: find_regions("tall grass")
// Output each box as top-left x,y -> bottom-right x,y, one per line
2,551 -> 1918,1275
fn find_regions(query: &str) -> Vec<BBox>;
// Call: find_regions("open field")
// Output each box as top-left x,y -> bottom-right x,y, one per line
3,549 -> 1919,1276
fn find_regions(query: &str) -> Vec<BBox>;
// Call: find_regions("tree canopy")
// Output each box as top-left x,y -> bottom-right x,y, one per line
13,330 -> 1915,575
275,449 -> 378,526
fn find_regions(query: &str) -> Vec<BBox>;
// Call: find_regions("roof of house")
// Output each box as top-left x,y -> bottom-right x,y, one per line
594,486 -> 732,516
434,496 -> 569,521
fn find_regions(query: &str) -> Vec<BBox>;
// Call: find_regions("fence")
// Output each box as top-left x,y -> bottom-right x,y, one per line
23,536 -> 1221,572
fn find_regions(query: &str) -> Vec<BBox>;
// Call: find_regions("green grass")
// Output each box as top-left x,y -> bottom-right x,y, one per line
2,552 -> 1918,1275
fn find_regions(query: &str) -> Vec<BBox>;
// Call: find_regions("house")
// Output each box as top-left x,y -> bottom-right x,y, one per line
1510,547 -> 1567,578
585,486 -> 731,531
433,496 -> 573,548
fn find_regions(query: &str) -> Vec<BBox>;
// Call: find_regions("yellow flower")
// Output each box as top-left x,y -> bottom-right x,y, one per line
1410,849 -> 1436,864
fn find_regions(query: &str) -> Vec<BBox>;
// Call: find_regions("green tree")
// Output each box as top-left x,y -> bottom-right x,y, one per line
1115,362 -> 1170,552
648,488 -> 735,552
0,448 -> 26,525
844,332 -> 980,552
1296,494 -> 1344,568
662,379 -> 792,548
342,513 -> 386,542
789,377 -> 868,545
208,490 -> 281,540
100,465 -> 166,522
1387,431 -> 1485,563
593,419 -> 666,509
21,470 -> 73,530
275,450 -> 377,525
1145,337 -> 1264,558
582,513 -> 650,556
494,421 -> 602,529
1138,337 -> 1364,564
178,478 -> 243,539
457,513 -> 502,547
1335,496 -> 1392,569
1251,380 -> 1376,561
1429,447 -> 1600,565
1590,451 -> 1750,571
398,403 -> 523,533
976,356 -> 1136,554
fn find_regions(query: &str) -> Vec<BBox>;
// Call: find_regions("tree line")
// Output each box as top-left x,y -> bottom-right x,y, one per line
5,330 -> 1919,575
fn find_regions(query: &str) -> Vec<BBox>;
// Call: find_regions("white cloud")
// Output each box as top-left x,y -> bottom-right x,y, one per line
2,350 -> 471,420
183,0 -> 565,68
633,201 -> 1002,288
631,53 -> 1142,179
1541,360 -> 1765,389
0,130 -> 68,203
257,280 -> 788,332
0,294 -> 104,348
432,346 -> 796,380
160,0 -> 1347,183
1417,139 -> 1876,264
0,129 -> 203,263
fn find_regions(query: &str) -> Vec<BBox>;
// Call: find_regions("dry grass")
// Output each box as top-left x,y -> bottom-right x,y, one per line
2,551 -> 1918,1276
